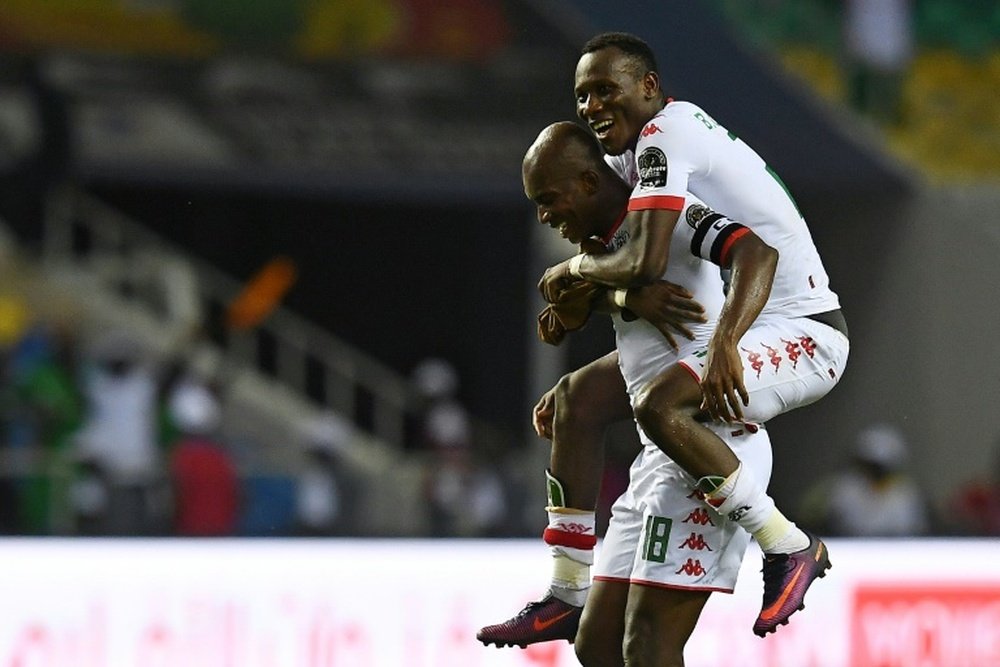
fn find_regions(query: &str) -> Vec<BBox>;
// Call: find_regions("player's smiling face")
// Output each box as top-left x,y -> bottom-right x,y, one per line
575,48 -> 658,156
524,169 -> 599,245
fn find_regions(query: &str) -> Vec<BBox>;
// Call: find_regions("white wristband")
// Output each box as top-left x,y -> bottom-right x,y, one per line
568,254 -> 585,278
613,288 -> 628,309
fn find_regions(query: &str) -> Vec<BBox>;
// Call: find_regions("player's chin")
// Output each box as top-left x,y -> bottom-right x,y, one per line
597,136 -> 623,155
597,129 -> 629,155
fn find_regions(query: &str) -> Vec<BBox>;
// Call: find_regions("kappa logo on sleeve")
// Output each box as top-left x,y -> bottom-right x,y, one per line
637,147 -> 668,188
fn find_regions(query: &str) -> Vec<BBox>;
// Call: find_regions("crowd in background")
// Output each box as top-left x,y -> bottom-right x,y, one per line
3,283 -> 1000,541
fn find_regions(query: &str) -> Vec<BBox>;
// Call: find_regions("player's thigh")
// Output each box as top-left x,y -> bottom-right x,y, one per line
738,318 -> 849,422
559,351 -> 633,424
633,362 -> 703,420
624,583 -> 712,660
677,317 -> 850,423
575,578 -> 629,667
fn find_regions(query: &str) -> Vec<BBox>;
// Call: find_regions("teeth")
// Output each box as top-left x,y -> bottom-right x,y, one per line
592,120 -> 613,132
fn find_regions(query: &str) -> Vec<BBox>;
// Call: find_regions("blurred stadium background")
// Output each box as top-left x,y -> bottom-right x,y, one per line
0,1 -> 998,665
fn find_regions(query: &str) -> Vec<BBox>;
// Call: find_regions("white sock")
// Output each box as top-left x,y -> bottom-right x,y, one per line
706,464 -> 808,554
544,509 -> 595,606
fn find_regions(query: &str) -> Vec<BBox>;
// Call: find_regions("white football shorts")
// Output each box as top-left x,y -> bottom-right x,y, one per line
594,422 -> 772,592
679,314 -> 850,424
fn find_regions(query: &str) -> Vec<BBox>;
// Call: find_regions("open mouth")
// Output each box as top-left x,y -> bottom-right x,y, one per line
590,119 -> 614,139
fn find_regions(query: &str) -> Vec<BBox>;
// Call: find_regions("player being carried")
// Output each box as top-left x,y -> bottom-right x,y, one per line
479,31 -> 849,664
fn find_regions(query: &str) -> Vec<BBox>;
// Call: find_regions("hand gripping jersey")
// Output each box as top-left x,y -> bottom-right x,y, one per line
605,100 -> 841,319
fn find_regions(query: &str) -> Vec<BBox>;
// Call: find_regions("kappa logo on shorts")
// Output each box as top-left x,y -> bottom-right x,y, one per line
679,532 -> 713,551
762,342 -> 782,373
683,508 -> 715,526
675,558 -> 707,577
781,338 -> 802,368
799,336 -> 817,358
637,147 -> 668,189
741,347 -> 765,378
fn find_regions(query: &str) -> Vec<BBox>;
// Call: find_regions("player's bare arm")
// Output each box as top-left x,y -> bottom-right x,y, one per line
701,231 -> 778,422
538,207 -> 680,302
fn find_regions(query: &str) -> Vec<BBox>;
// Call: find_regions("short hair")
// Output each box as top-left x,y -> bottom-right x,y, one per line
581,32 -> 659,78
558,121 -> 606,167
524,121 -> 607,177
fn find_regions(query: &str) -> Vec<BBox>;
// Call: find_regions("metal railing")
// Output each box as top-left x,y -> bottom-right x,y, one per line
41,186 -> 422,448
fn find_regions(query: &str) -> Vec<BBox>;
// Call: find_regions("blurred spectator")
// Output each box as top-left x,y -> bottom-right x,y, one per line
0,294 -> 81,534
423,444 -> 508,537
948,436 -> 1000,536
68,458 -> 112,536
843,0 -> 915,125
800,423 -> 931,536
294,412 -> 355,536
72,329 -> 163,535
167,373 -> 239,536
411,357 -> 471,451
411,357 -> 508,536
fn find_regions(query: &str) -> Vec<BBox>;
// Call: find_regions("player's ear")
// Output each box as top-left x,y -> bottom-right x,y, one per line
642,71 -> 660,100
580,169 -> 600,194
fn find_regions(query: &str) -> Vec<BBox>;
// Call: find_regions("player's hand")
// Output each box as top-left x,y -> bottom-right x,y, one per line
532,387 -> 557,439
625,281 -> 707,350
538,260 -> 575,304
700,340 -> 748,423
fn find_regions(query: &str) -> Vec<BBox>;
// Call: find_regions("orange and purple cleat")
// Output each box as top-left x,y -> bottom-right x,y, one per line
477,592 -> 582,648
754,531 -> 832,637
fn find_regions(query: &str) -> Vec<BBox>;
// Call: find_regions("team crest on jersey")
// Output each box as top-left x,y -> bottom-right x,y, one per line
637,147 -> 668,189
685,203 -> 711,229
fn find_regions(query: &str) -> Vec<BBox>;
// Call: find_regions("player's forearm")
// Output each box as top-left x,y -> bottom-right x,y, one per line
713,236 -> 777,345
571,210 -> 674,288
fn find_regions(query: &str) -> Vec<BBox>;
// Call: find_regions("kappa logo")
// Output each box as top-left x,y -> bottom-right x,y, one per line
762,342 -> 782,373
781,338 -> 802,368
640,123 -> 663,137
799,336 -> 817,358
675,558 -> 707,577
741,347 -> 764,378
679,532 -> 713,551
556,522 -> 594,535
683,508 -> 715,526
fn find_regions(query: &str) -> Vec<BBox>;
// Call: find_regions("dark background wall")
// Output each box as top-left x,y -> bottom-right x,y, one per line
85,185 -> 532,429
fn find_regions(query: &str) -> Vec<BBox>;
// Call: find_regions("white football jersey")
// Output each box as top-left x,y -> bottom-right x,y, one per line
603,198 -> 725,402
605,100 -> 841,319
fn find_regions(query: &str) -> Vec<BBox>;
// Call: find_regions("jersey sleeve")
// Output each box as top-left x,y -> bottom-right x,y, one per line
628,106 -> 712,214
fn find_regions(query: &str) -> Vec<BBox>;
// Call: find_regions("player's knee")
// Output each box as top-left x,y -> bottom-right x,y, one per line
623,612 -> 683,667
574,620 -> 615,667
554,371 -> 602,425
622,611 -> 655,666
633,382 -> 682,438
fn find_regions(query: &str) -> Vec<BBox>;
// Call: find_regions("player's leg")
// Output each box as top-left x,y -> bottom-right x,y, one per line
622,585 -> 711,667
545,351 -> 632,606
477,351 -> 632,648
633,316 -> 847,635
609,431 -> 765,664
574,579 -> 629,667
